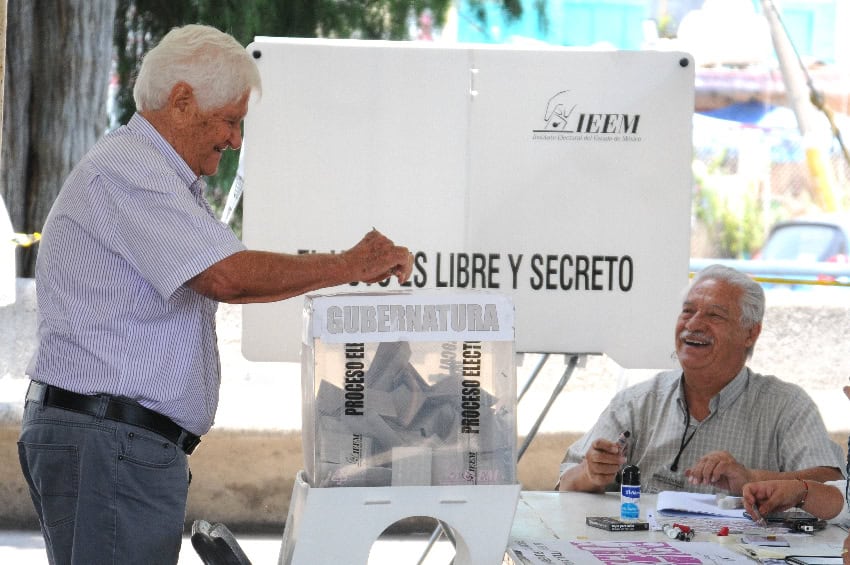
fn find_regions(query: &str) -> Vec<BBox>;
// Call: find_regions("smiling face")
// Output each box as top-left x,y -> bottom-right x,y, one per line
155,83 -> 250,178
675,277 -> 761,386
183,93 -> 248,177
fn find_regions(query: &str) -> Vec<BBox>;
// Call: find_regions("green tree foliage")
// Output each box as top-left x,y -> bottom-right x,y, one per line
111,1 -> 527,232
693,153 -> 767,259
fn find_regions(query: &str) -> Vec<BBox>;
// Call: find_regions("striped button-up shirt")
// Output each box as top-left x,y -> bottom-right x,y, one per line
28,113 -> 246,435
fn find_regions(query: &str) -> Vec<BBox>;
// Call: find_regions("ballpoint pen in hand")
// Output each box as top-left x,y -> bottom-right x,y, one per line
744,507 -> 767,527
617,430 -> 631,457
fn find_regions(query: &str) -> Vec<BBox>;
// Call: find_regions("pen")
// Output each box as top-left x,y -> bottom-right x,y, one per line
744,509 -> 767,527
617,430 -> 631,456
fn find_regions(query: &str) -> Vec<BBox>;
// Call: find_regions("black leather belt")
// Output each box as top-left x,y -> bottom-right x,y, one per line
27,381 -> 201,455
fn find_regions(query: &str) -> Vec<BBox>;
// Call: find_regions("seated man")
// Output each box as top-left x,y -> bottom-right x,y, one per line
557,264 -> 844,494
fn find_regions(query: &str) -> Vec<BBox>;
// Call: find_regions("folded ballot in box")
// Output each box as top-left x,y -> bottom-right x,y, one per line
301,291 -> 517,488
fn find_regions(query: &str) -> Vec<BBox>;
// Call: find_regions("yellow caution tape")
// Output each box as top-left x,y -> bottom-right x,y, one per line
690,270 -> 850,287
11,232 -> 41,247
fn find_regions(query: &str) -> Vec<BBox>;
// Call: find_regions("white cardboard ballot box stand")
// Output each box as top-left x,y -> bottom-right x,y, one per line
279,291 -> 520,564
280,471 -> 521,564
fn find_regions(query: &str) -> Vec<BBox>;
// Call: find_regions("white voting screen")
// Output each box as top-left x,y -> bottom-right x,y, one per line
240,38 -> 694,369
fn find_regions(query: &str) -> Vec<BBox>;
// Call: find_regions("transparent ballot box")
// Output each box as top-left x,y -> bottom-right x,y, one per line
301,291 -> 516,488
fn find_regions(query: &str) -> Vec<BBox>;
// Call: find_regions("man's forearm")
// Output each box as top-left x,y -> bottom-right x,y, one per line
749,466 -> 843,484
188,249 -> 353,303
556,461 -> 608,493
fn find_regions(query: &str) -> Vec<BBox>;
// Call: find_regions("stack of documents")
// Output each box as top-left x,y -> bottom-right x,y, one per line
656,491 -> 748,518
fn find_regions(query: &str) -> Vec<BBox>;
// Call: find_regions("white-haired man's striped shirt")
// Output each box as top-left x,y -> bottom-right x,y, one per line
28,113 -> 246,435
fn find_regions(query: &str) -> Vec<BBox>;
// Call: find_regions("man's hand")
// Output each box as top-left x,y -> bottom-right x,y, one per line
684,450 -> 752,494
343,229 -> 413,284
741,480 -> 803,523
189,228 -> 413,303
558,438 -> 626,492
582,438 -> 628,488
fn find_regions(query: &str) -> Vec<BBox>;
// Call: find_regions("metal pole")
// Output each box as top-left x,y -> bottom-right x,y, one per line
517,353 -> 549,402
220,143 -> 246,225
517,354 -> 580,461
760,0 -> 839,211
415,525 -> 443,565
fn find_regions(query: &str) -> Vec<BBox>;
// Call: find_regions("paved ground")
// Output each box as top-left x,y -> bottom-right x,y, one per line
0,530 -> 457,564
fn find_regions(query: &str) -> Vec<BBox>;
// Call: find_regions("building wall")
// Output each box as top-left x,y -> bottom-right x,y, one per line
455,0 -> 843,64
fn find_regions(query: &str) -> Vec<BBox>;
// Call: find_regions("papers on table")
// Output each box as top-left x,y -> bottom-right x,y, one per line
656,490 -> 748,518
509,538 -> 844,565
508,539 -> 753,564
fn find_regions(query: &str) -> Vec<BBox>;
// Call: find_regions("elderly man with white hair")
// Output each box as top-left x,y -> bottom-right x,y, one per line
556,264 -> 844,495
18,24 -> 413,564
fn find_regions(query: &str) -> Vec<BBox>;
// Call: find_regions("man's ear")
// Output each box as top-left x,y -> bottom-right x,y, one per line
745,321 -> 762,348
168,82 -> 196,120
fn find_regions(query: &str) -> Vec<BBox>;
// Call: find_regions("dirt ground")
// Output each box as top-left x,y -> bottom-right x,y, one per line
0,425 -> 584,531
3,426 -> 847,533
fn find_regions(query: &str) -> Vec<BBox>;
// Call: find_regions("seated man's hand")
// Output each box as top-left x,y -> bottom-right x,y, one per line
684,450 -> 752,494
741,480 -> 802,522
565,438 -> 626,491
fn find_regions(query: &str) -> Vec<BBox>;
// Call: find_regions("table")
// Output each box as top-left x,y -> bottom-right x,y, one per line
505,491 -> 849,564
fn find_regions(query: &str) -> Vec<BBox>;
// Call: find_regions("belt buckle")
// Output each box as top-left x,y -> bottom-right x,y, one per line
178,431 -> 201,455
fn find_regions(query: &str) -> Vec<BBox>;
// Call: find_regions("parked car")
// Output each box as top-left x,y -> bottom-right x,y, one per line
752,213 -> 850,290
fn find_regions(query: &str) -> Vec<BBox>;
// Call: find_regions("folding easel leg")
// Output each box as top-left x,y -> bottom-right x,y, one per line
518,354 -> 579,461
517,353 -> 549,402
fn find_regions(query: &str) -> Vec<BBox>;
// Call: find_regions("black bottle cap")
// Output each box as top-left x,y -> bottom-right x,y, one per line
621,464 -> 640,485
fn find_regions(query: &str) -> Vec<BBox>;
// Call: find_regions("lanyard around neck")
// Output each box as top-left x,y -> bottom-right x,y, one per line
669,395 -> 699,473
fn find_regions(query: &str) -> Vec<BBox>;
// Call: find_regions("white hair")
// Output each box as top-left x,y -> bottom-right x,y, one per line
133,24 -> 262,112
692,264 -> 765,329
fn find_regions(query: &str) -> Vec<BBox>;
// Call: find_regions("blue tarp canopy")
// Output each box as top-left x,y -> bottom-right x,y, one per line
697,101 -> 799,129
692,101 -> 850,163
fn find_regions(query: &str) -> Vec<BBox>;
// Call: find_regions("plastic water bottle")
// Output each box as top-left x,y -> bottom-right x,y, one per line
620,464 -> 641,521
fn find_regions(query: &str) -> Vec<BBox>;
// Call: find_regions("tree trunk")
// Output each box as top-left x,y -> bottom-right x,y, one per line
0,0 -> 7,162
1,0 -> 116,277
